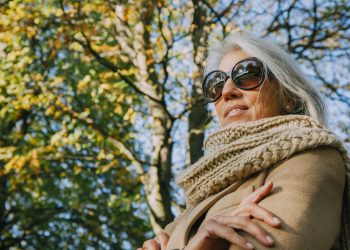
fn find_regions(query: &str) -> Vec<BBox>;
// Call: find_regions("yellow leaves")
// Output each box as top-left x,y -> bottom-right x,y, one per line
146,59 -> 155,67
74,166 -> 82,175
21,95 -> 32,111
99,71 -> 114,82
55,8 -> 63,17
114,105 -> 122,114
117,94 -> 126,103
5,47 -> 32,70
75,143 -> 82,151
114,94 -> 132,115
69,41 -> 83,52
99,83 -> 112,91
123,107 -> 137,124
107,194 -> 118,207
78,110 -> 90,119
97,149 -> 113,161
102,71 -> 114,78
7,50 -> 20,61
45,105 -> 55,116
81,3 -> 95,14
51,129 -> 67,147
0,15 -> 10,26
122,5 -> 130,22
0,146 -> 16,161
81,3 -> 109,16
5,155 -> 27,174
192,69 -> 201,79
34,17 -> 40,25
4,146 -> 54,191
17,55 -> 33,69
31,72 -> 43,82
119,54 -> 130,63
77,75 -> 91,90
27,26 -> 38,38
29,149 -> 40,170
26,134 -> 42,146
119,68 -> 137,76
102,18 -> 112,28
96,150 -> 119,174
96,163 -> 112,174
7,2 -> 26,21
325,37 -> 339,49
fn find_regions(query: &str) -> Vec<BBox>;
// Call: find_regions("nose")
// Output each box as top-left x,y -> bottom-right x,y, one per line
221,77 -> 243,101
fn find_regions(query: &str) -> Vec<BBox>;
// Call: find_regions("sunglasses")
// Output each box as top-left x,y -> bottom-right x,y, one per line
202,57 -> 268,103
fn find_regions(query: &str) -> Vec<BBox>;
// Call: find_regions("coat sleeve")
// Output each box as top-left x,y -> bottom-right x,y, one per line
229,146 -> 345,250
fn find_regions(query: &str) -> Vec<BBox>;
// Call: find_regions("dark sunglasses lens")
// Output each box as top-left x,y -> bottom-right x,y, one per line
232,59 -> 264,89
203,71 -> 226,101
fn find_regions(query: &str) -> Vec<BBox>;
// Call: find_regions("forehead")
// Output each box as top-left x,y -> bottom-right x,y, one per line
218,50 -> 251,71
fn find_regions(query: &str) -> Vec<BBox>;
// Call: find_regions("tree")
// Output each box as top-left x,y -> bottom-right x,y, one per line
0,1 -> 149,249
0,0 -> 349,249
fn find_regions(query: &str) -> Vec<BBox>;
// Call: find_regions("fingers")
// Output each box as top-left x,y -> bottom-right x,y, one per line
251,182 -> 273,203
140,233 -> 168,250
242,182 -> 273,205
158,232 -> 169,249
214,215 -> 274,247
188,182 -> 278,249
142,239 -> 160,250
199,218 -> 254,249
247,203 -> 281,227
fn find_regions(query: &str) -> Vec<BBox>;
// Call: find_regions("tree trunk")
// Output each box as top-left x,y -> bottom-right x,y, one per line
145,102 -> 174,232
0,174 -> 7,234
132,1 -> 175,232
187,0 -> 211,165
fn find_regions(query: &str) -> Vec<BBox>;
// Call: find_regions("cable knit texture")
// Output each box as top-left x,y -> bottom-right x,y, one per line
177,115 -> 350,249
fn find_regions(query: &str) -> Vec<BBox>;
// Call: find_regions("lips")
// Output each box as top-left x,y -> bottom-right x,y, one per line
224,104 -> 249,117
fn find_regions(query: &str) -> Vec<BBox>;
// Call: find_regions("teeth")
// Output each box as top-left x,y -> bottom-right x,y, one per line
227,109 -> 244,117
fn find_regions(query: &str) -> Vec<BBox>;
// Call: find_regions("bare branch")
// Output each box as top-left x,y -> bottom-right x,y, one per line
306,58 -> 350,107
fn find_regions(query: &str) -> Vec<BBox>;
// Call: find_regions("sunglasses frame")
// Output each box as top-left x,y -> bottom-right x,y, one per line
202,57 -> 268,103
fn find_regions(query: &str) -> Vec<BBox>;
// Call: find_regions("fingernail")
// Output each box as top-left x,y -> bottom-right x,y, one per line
246,242 -> 254,249
273,217 -> 281,224
266,235 -> 274,244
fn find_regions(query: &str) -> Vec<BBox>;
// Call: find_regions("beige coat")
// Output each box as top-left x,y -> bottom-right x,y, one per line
164,146 -> 345,250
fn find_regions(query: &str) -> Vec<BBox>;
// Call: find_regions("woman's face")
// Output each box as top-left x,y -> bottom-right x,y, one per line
214,51 -> 283,127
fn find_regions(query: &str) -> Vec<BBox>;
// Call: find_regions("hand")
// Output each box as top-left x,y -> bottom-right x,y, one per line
185,182 -> 281,250
137,232 -> 169,250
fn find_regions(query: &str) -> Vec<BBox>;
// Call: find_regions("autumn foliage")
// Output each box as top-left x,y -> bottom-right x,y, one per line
0,0 -> 349,249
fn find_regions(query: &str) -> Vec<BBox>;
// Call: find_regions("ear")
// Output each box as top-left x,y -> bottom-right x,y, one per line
282,97 -> 296,113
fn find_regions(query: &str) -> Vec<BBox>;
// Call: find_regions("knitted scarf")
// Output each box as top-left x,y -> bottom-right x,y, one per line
177,115 -> 350,249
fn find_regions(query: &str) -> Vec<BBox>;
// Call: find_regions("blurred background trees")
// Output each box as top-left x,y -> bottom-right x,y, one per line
0,0 -> 349,249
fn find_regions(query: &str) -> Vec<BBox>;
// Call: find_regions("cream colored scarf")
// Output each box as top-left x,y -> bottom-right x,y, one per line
177,115 -> 350,249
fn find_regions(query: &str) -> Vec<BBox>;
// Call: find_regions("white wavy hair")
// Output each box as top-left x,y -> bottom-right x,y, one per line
205,32 -> 327,125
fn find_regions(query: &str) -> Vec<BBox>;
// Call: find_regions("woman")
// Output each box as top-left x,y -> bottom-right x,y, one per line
139,33 -> 350,250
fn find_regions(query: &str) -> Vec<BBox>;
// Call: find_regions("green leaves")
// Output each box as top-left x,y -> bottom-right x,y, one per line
1,0 -> 349,249
0,1 -> 147,249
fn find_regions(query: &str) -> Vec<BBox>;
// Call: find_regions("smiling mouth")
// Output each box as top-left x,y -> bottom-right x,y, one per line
224,105 -> 249,118
226,108 -> 247,118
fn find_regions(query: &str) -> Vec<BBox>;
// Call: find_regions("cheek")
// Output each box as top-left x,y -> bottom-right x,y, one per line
214,102 -> 223,118
214,102 -> 227,125
251,87 -> 281,116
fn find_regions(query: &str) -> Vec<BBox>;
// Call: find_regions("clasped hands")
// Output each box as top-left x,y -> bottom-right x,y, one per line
138,182 -> 280,250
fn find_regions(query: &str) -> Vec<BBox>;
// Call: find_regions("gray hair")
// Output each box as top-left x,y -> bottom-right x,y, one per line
205,32 -> 327,125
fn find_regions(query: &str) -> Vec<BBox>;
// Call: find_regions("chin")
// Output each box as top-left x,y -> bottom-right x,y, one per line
221,117 -> 252,127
